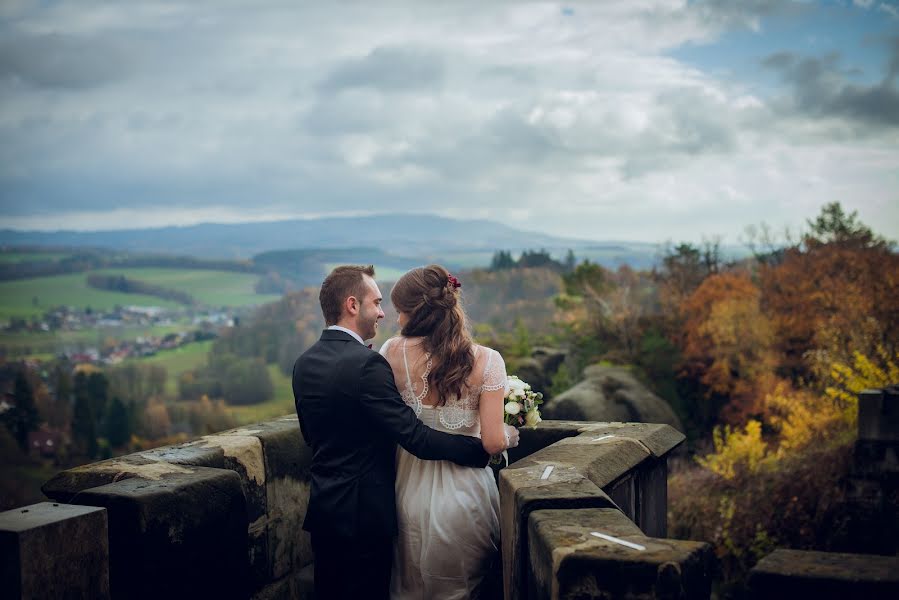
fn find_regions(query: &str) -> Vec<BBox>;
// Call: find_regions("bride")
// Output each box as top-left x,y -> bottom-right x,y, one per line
379,264 -> 515,599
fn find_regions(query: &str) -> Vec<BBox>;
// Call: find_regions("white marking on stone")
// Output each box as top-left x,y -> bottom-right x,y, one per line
592,435 -> 615,442
590,531 -> 646,551
200,432 -> 266,485
541,465 -> 554,480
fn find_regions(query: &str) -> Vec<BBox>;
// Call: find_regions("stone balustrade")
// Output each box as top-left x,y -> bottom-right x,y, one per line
5,387 -> 898,599
498,421 -> 712,600
38,415 -> 312,599
4,417 -> 695,599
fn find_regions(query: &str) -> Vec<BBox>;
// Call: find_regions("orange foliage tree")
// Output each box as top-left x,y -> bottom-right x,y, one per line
760,202 -> 898,381
680,271 -> 776,425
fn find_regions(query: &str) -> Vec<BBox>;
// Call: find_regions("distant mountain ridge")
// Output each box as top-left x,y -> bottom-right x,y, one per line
0,214 -> 646,260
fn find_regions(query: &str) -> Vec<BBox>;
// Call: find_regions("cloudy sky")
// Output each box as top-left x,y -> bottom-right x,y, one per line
1,0 -> 897,244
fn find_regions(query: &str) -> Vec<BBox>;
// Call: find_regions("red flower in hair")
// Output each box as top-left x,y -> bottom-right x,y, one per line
447,274 -> 461,289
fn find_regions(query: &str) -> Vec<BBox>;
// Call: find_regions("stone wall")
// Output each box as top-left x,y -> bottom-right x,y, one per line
499,421 -> 712,600
9,391 -> 898,599
38,415 -> 313,599
8,417 -> 697,599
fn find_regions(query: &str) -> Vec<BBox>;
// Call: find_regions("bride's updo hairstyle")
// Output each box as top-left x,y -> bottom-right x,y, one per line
390,264 -> 474,406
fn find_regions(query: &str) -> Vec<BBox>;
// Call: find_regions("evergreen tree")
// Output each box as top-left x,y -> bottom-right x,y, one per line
104,396 -> 131,448
2,370 -> 40,452
86,372 -> 109,425
72,373 -> 98,458
564,249 -> 577,273
490,250 -> 516,271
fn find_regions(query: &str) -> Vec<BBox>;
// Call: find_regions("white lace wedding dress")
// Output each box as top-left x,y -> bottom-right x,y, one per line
380,336 -> 509,600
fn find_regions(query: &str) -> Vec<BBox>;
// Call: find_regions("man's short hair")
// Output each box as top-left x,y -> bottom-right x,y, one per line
319,265 -> 376,325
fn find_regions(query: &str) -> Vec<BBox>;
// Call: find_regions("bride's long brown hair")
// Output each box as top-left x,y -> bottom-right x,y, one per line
390,264 -> 474,406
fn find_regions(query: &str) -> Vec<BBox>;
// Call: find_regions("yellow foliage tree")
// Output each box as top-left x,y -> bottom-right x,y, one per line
696,420 -> 769,480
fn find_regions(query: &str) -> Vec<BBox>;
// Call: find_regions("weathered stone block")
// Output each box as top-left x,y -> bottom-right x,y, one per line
572,422 -> 686,458
524,428 -> 676,536
858,387 -> 899,442
256,416 -> 315,581
528,508 -> 713,600
500,451 -> 618,600
41,441 -> 226,502
0,502 -> 109,600
500,423 -> 686,599
509,420 -> 585,465
748,548 -> 899,599
67,467 -> 250,600
42,414 -> 316,593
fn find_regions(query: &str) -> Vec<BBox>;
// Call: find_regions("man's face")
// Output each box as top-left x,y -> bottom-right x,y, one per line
356,275 -> 384,341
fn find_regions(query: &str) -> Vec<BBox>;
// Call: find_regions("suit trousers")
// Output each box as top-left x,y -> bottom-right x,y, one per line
311,532 -> 393,600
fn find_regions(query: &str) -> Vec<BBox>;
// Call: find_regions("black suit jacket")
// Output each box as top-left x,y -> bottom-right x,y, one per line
293,329 -> 490,540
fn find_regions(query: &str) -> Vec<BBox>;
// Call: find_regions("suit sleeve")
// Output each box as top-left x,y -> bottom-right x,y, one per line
291,360 -> 312,447
357,353 -> 490,468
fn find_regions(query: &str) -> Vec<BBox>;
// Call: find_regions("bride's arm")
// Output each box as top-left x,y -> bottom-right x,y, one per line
479,347 -> 514,454
479,385 -> 508,454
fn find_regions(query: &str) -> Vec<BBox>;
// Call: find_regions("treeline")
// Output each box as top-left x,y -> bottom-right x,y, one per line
178,353 -> 273,406
619,203 -> 896,590
86,274 -> 196,305
490,248 -> 577,272
0,247 -> 259,281
1,358 -> 237,467
507,203 -> 898,590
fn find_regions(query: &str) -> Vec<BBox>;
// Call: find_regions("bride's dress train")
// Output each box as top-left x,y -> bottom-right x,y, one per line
381,337 -> 508,600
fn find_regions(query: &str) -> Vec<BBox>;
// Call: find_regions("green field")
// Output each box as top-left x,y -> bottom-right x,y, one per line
0,268 -> 282,322
92,268 -> 282,308
0,273 -> 183,320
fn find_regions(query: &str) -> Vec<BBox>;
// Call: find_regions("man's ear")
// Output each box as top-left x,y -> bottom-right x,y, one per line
344,295 -> 359,317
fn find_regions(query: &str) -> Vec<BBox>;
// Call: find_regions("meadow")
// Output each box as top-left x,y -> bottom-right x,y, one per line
0,268 -> 281,322
91,268 -> 281,307
0,273 -> 182,320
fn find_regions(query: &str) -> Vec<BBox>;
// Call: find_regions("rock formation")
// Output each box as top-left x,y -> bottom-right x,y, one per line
542,364 -> 683,431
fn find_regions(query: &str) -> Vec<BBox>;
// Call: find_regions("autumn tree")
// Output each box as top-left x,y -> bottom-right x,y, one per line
655,242 -> 721,341
760,202 -> 898,381
680,271 -> 775,426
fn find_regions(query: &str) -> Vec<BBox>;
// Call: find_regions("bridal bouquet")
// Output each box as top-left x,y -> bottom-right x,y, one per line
490,375 -> 543,467
504,375 -> 543,429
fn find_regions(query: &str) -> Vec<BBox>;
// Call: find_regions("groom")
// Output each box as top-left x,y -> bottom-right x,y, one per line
293,265 -> 514,599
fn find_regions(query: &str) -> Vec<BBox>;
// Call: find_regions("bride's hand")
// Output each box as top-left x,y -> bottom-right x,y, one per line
503,424 -> 520,449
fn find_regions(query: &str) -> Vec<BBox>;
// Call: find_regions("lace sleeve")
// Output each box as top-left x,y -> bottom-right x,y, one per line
481,348 -> 509,395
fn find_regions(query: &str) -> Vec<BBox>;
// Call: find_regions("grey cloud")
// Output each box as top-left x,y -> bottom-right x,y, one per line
318,46 -> 445,93
763,43 -> 899,127
689,0 -> 800,29
0,32 -> 130,88
302,90 -> 385,137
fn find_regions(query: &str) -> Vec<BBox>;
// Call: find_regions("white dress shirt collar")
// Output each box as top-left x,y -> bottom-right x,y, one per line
327,325 -> 365,345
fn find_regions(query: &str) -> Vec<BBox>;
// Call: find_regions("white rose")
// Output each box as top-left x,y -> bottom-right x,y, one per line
507,377 -> 527,394
525,409 -> 542,428
504,401 -> 522,416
